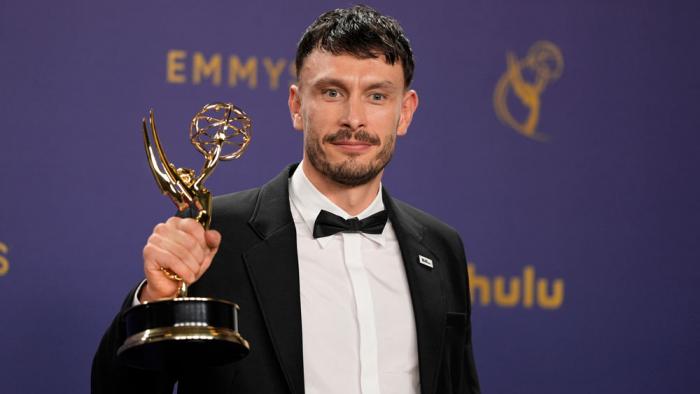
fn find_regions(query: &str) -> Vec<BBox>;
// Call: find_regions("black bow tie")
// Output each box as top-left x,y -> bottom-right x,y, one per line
313,209 -> 388,239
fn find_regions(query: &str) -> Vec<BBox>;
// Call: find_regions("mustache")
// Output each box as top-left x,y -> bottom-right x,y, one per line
323,129 -> 380,145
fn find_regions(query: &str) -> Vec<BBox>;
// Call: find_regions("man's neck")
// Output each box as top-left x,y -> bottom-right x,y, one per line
301,161 -> 382,217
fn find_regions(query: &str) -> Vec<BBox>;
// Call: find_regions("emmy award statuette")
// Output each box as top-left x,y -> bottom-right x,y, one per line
117,103 -> 251,370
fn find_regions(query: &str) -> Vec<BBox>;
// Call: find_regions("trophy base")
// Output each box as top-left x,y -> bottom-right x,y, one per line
118,297 -> 250,370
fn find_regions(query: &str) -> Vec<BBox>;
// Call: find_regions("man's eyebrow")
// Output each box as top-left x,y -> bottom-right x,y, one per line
312,77 -> 347,88
365,81 -> 396,90
310,78 -> 397,91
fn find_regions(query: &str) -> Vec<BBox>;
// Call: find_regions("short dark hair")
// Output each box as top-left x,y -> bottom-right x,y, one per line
295,5 -> 415,88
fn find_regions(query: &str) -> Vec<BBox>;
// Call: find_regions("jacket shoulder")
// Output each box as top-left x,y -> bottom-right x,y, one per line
392,197 -> 461,239
211,187 -> 261,221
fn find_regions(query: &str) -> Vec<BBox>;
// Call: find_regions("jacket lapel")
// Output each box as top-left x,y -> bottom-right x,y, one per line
384,190 -> 446,394
243,165 -> 305,394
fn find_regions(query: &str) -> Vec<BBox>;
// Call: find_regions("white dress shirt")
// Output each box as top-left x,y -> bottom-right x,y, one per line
289,164 -> 419,394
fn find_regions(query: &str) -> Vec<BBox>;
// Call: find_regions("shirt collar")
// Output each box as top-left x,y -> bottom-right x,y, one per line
289,161 -> 387,247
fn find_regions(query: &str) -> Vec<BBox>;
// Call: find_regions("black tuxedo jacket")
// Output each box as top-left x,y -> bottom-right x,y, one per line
92,165 -> 480,394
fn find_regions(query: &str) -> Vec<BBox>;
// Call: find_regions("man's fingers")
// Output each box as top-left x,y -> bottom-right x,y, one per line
194,230 -> 221,281
154,221 -> 207,263
177,218 -> 207,242
163,217 -> 207,249
147,233 -> 202,276
143,217 -> 220,297
143,243 -> 198,284
205,229 -> 222,249
144,243 -> 197,283
199,244 -> 218,278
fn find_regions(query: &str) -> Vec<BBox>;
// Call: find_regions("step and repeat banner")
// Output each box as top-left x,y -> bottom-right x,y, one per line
1,0 -> 698,392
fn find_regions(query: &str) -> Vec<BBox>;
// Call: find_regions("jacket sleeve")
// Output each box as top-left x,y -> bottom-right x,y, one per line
459,235 -> 481,394
91,286 -> 176,394
464,324 -> 481,394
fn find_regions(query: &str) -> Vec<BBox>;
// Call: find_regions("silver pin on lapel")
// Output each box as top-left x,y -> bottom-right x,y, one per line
418,255 -> 433,269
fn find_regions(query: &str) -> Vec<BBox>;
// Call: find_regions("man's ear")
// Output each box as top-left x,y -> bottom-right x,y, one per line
397,89 -> 419,136
288,84 -> 304,131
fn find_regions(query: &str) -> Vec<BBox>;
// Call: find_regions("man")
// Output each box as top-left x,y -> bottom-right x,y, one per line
92,5 -> 479,394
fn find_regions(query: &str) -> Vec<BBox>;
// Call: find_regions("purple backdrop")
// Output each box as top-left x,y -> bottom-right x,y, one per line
1,0 -> 698,392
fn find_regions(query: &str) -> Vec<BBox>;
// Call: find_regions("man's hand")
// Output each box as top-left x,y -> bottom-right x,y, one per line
140,217 -> 221,302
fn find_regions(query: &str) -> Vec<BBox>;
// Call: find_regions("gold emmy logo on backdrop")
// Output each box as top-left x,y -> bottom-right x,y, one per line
493,41 -> 564,141
117,103 -> 252,370
0,242 -> 9,277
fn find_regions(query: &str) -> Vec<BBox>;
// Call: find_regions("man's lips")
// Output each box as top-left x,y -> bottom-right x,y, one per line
330,140 -> 374,153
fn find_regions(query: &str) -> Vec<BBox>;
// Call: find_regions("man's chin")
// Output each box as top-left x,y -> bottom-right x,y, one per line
323,160 -> 385,187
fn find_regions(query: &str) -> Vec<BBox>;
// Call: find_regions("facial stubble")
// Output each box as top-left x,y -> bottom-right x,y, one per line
306,128 -> 397,187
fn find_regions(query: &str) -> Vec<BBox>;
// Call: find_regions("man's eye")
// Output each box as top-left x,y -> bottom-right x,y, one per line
370,93 -> 386,101
323,89 -> 339,98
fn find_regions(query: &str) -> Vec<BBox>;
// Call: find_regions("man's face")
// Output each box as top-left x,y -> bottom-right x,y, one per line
289,50 -> 418,186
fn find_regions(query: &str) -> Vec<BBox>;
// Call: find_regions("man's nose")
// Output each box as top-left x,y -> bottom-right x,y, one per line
340,95 -> 367,131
